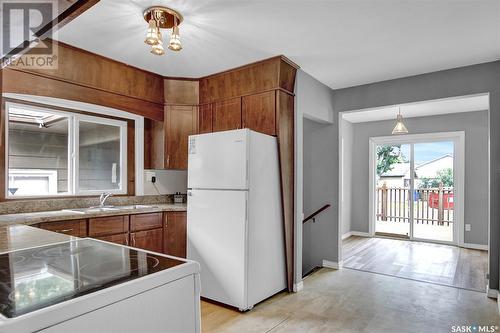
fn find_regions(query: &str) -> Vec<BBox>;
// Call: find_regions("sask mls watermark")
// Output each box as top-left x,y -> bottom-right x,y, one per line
451,324 -> 499,332
1,0 -> 58,69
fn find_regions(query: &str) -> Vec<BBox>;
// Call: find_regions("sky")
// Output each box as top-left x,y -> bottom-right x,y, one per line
399,141 -> 453,165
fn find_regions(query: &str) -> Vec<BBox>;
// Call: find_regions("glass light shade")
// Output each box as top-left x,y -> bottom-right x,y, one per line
144,19 -> 159,45
151,37 -> 165,56
168,26 -> 182,51
392,114 -> 409,135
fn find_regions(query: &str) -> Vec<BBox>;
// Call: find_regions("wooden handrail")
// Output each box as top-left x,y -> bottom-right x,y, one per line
303,204 -> 331,224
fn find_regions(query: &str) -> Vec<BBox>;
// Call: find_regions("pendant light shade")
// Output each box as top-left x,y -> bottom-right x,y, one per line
150,31 -> 165,55
168,26 -> 182,51
144,19 -> 159,45
392,108 -> 408,135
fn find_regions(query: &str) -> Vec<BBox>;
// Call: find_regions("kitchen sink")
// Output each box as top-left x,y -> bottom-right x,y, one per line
115,204 -> 157,210
63,207 -> 119,214
62,205 -> 157,214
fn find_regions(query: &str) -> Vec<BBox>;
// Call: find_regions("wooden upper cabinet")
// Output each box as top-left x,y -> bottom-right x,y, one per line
165,105 -> 198,169
213,98 -> 242,132
242,91 -> 276,136
144,118 -> 165,169
198,104 -> 213,134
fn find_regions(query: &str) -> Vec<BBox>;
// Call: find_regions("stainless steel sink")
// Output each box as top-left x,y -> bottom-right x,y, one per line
62,204 -> 156,214
62,206 -> 119,214
115,205 -> 157,210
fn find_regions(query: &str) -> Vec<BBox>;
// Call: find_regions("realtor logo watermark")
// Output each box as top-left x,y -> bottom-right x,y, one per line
1,0 -> 58,69
451,324 -> 499,332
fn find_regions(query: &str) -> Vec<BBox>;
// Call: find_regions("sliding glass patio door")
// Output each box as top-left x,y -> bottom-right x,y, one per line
373,137 -> 457,244
412,141 -> 454,242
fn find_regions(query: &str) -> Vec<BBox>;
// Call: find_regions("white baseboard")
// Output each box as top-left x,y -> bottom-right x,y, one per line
342,232 -> 352,240
487,286 -> 498,299
460,242 -> 488,251
293,281 -> 303,292
322,260 -> 343,269
349,231 -> 371,237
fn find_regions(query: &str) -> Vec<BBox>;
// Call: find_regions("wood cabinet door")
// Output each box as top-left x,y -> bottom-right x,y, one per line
198,103 -> 213,134
213,98 -> 242,132
144,118 -> 165,169
164,211 -> 187,258
165,105 -> 198,170
242,91 -> 276,136
131,228 -> 163,253
130,212 -> 162,232
39,219 -> 87,237
88,215 -> 129,237
94,233 -> 129,246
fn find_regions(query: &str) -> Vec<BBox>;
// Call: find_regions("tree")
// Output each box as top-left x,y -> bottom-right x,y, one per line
418,168 -> 453,188
376,145 -> 403,176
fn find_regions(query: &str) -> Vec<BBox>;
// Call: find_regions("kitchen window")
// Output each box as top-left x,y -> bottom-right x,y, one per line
6,103 -> 127,197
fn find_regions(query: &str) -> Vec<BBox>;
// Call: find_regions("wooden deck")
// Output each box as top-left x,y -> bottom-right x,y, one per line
342,236 -> 488,292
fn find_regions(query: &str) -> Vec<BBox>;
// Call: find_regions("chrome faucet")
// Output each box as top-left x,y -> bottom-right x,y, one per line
99,193 -> 113,207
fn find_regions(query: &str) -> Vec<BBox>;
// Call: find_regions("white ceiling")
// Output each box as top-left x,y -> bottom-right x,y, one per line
56,0 -> 500,89
341,93 -> 489,123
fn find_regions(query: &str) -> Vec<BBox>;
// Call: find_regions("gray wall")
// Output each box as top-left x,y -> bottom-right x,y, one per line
340,119 -> 353,236
347,111 -> 488,246
332,61 -> 500,289
302,118 -> 338,275
295,70 -> 337,284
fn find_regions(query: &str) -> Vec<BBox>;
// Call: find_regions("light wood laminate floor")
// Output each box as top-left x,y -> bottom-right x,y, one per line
201,268 -> 498,333
342,236 -> 488,292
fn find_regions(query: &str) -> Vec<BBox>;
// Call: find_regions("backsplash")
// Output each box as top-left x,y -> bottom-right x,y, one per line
0,195 -> 175,215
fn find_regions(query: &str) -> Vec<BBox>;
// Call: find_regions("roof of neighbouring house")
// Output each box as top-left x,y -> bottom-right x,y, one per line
380,163 -> 410,177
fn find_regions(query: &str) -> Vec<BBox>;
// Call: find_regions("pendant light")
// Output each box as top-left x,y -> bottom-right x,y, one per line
143,6 -> 183,56
144,19 -> 159,45
392,107 -> 408,135
168,17 -> 182,51
150,30 -> 165,55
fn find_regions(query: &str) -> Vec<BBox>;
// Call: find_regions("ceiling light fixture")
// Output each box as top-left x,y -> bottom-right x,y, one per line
392,107 -> 409,135
143,6 -> 183,56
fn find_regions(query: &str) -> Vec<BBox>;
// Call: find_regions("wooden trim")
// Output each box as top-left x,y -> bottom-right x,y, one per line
197,88 -> 294,107
198,55 -> 299,80
3,68 -> 164,121
127,121 -> 135,196
8,67 -> 164,107
276,90 -> 295,291
53,40 -> 164,80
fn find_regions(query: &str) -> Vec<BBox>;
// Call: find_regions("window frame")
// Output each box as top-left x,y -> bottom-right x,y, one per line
5,102 -> 128,198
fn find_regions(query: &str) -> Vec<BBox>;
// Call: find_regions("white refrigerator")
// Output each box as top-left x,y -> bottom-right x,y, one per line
187,129 -> 286,311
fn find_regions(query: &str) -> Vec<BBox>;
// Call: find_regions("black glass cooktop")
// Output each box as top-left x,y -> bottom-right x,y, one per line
0,238 -> 185,318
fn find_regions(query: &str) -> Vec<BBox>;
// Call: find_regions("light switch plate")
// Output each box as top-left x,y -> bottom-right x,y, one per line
465,224 -> 471,232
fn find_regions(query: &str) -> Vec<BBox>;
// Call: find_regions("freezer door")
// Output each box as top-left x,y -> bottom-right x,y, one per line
188,130 -> 248,190
187,189 -> 247,309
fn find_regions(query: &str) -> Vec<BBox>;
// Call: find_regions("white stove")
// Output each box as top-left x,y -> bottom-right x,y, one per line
0,238 -> 201,332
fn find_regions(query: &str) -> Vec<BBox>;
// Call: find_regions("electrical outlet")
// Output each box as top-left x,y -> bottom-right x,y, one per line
146,171 -> 156,183
465,224 -> 471,232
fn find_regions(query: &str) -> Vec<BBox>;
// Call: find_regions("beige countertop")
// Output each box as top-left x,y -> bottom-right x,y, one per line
0,224 -> 75,253
0,203 -> 187,226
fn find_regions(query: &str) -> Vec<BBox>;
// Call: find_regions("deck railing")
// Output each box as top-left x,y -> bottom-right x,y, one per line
376,183 -> 453,226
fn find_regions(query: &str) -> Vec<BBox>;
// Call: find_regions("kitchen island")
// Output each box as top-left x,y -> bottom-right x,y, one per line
0,225 -> 200,333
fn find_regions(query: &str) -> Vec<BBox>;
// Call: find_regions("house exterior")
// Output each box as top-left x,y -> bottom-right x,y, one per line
378,154 -> 453,188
